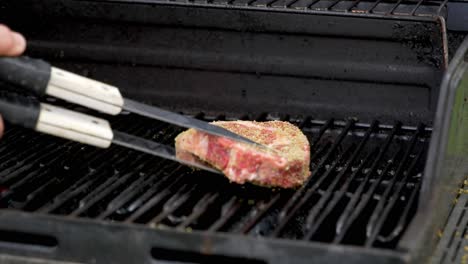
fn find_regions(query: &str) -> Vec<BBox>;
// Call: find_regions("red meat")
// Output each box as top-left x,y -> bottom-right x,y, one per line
175,121 -> 311,188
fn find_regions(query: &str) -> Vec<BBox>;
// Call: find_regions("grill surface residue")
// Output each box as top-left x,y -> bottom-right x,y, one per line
433,180 -> 468,263
0,112 -> 431,249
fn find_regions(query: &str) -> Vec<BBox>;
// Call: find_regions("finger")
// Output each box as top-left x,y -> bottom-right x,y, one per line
8,32 -> 26,56
0,115 -> 4,139
0,24 -> 15,56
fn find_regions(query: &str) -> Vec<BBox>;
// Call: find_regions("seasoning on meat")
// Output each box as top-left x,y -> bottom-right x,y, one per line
175,121 -> 311,188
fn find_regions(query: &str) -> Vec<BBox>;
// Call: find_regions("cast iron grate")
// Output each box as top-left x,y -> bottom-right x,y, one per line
433,180 -> 468,264
0,112 -> 431,249
103,0 -> 448,18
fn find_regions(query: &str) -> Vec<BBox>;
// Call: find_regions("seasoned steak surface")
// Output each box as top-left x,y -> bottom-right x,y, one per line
175,121 -> 311,188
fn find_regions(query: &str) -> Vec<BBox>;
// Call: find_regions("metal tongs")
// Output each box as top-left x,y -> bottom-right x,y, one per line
0,56 -> 261,174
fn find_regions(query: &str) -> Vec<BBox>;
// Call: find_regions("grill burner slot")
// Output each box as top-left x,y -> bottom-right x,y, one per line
151,247 -> 267,264
0,112 -> 431,249
0,230 -> 58,249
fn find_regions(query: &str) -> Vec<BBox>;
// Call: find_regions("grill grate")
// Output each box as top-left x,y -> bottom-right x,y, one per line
0,112 -> 431,249
106,0 -> 449,18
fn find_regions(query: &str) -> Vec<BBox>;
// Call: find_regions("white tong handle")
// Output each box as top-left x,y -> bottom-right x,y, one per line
36,103 -> 114,148
48,67 -> 124,115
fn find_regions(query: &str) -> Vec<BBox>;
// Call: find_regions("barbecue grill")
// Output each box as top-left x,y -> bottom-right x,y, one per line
0,0 -> 467,263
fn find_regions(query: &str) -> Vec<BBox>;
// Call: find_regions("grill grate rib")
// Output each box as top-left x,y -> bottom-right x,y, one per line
128,0 -> 448,17
0,113 -> 431,249
365,124 -> 424,247
304,149 -> 376,240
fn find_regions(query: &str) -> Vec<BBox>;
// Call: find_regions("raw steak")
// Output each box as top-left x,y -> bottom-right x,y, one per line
175,121 -> 311,188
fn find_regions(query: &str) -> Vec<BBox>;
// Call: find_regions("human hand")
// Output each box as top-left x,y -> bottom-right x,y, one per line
0,24 -> 27,137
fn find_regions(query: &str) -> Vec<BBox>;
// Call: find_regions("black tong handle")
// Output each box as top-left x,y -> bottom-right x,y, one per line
0,91 -> 39,129
0,56 -> 51,96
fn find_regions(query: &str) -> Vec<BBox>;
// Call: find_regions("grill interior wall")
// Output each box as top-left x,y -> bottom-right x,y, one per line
0,0 -> 445,125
